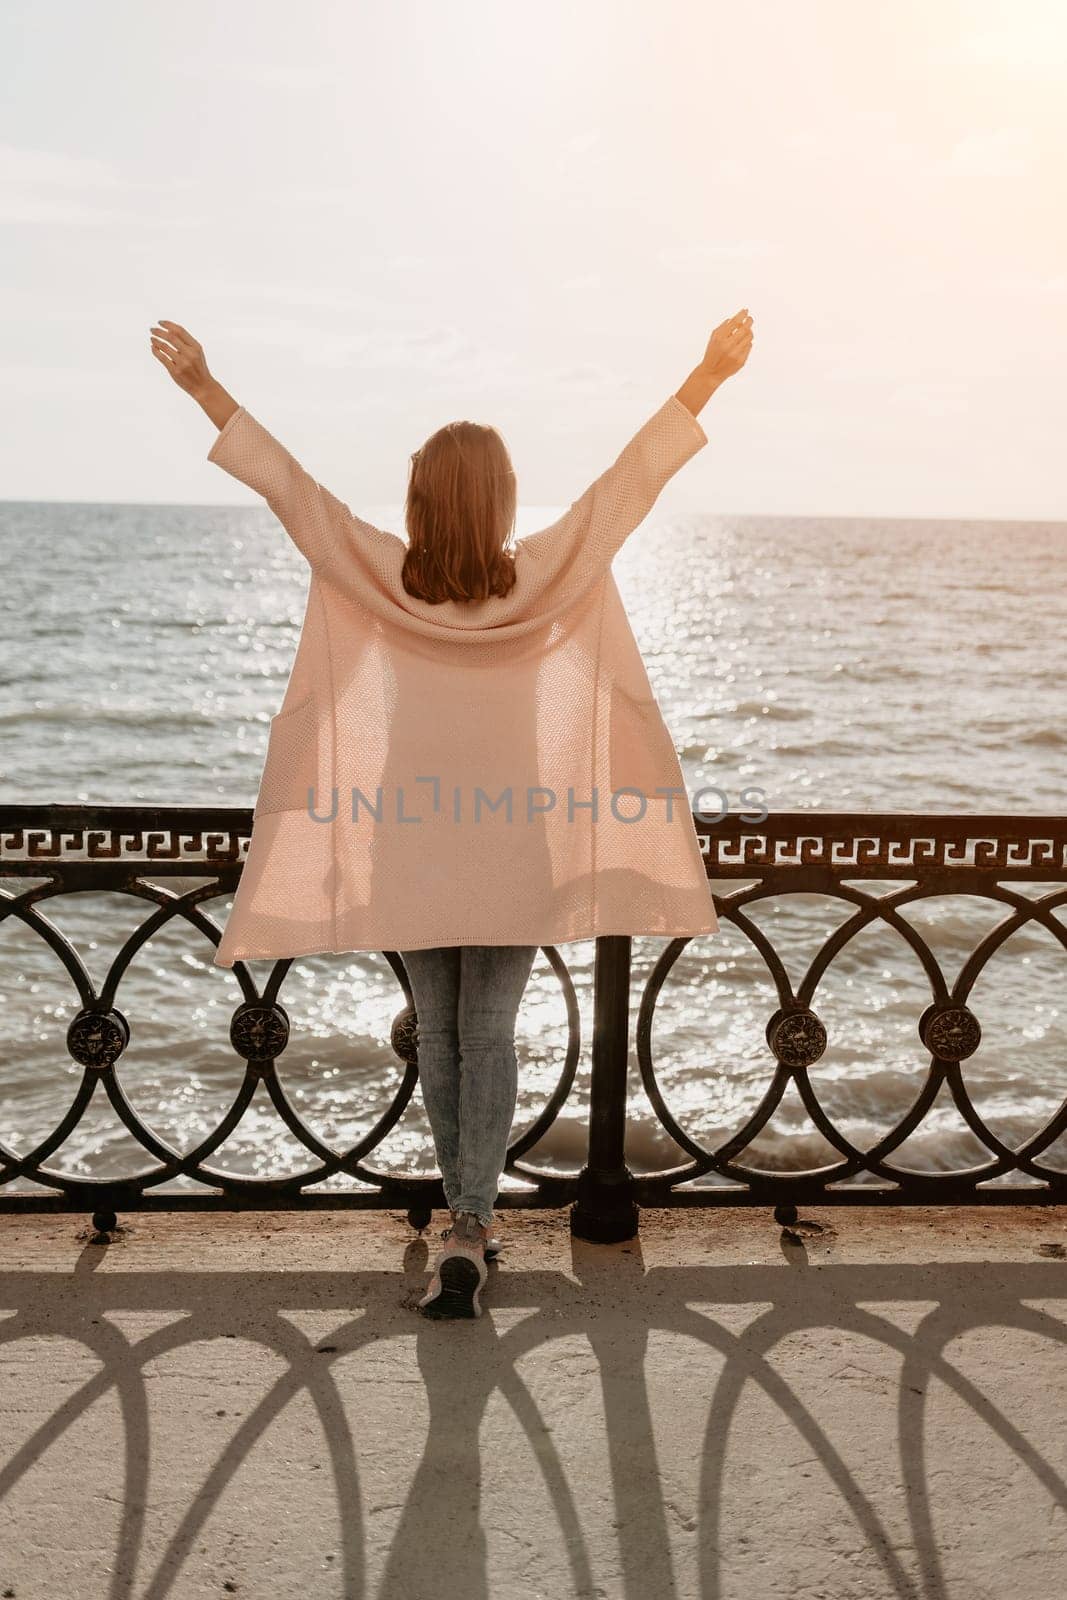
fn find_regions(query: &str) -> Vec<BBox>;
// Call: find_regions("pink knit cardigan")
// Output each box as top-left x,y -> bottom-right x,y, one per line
206,393 -> 720,965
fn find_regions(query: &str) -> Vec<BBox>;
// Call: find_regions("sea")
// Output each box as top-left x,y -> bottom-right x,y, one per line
1,499 -> 1065,1192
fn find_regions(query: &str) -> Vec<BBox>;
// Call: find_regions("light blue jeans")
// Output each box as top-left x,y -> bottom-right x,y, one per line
400,943 -> 539,1229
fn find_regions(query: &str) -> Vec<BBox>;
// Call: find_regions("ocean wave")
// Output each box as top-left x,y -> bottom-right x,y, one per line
726,700 -> 810,721
760,739 -> 863,759
971,724 -> 1065,749
0,706 -> 218,730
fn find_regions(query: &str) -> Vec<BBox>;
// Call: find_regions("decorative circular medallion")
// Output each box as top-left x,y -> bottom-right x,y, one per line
67,1008 -> 129,1069
920,1004 -> 981,1061
391,1004 -> 419,1065
229,1001 -> 290,1060
767,1007 -> 827,1068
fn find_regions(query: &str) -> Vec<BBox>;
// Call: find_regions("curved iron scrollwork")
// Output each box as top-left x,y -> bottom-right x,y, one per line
0,802 -> 584,1231
631,813 -> 1067,1214
1,803 -> 1066,1235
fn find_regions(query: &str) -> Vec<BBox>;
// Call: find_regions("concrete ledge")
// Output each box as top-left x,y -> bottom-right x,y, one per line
1,1205 -> 1066,1598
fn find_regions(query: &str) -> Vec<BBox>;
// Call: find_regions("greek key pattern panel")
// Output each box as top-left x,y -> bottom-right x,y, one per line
4,805 -> 1066,878
0,805 -> 254,874
696,811 -> 1067,879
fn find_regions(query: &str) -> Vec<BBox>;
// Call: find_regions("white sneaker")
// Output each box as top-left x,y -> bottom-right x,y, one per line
418,1212 -> 489,1318
447,1206 -> 503,1261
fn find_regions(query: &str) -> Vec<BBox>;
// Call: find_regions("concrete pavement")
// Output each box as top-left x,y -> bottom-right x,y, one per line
1,1203 -> 1066,1599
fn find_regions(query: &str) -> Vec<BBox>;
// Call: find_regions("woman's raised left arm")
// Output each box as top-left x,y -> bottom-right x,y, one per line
149,320 -> 239,429
149,319 -> 386,581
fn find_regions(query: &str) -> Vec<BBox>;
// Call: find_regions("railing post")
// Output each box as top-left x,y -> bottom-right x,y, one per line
570,934 -> 639,1243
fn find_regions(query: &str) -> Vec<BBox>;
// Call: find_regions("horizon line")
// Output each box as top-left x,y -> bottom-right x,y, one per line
0,498 -> 1065,527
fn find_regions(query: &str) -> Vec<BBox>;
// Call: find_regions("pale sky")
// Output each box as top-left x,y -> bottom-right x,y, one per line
1,0 -> 1065,519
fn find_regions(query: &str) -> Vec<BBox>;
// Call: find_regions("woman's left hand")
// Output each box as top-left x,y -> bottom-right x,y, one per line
149,320 -> 212,398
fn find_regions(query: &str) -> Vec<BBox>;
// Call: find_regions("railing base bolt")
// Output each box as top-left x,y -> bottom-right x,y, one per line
774,1202 -> 799,1228
91,1209 -> 117,1235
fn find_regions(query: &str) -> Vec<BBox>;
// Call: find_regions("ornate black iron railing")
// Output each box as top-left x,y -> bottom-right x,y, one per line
2,804 -> 1066,1240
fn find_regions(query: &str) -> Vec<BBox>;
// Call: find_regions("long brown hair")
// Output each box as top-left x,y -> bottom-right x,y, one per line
402,419 -> 518,603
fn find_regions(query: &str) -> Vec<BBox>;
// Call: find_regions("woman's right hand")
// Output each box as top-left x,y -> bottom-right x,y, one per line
701,308 -> 754,383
